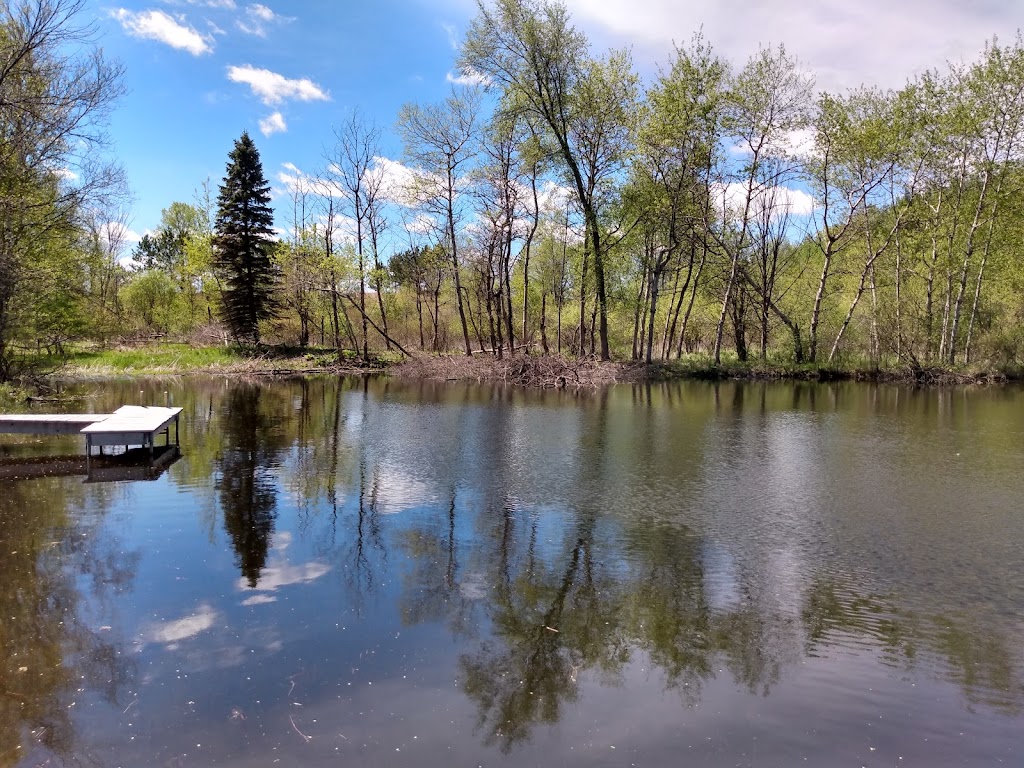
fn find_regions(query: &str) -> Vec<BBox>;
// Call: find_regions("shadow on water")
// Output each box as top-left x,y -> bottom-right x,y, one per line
0,447 -> 181,484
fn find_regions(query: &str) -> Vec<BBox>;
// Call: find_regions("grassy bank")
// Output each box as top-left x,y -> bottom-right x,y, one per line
395,352 -> 1023,388
645,358 -> 1020,385
35,343 -> 396,378
8,342 -> 1018,390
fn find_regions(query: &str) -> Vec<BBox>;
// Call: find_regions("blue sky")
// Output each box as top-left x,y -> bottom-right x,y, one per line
95,0 -> 1021,245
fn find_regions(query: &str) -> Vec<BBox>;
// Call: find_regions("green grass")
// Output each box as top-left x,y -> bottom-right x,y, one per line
648,354 -> 890,382
0,382 -> 32,407
21,341 -> 1018,385
32,342 -> 407,378
59,344 -> 242,373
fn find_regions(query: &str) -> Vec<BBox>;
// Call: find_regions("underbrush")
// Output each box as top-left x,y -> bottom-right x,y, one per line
394,353 -> 629,388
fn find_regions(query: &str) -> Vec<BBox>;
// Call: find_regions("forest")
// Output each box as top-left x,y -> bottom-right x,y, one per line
2,0 -> 1024,382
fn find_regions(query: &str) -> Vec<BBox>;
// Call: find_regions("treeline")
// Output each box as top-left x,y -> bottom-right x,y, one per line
3,0 -> 1024,380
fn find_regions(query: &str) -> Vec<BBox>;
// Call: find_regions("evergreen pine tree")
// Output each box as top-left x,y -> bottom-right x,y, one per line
213,132 -> 278,344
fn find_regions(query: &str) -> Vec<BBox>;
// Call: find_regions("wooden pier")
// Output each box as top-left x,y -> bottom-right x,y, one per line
0,405 -> 182,458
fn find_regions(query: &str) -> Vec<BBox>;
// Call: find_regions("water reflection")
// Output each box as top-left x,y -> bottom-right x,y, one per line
217,383 -> 284,587
0,480 -> 137,766
2,377 -> 1024,766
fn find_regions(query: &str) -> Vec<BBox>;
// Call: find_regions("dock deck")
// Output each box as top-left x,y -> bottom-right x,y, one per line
0,414 -> 107,435
0,405 -> 182,457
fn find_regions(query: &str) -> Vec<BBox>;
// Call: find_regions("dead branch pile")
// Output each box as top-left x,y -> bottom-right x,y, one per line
393,354 -> 629,389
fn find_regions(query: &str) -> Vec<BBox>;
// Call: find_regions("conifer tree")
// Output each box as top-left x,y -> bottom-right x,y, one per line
213,132 -> 278,344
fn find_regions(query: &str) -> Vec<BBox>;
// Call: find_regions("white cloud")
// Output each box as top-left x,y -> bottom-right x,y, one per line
778,128 -> 818,160
402,212 -> 438,236
249,3 -> 274,21
101,220 -> 143,250
167,0 -> 238,7
227,65 -> 329,105
535,179 -> 573,215
242,594 -> 277,606
162,0 -> 237,7
259,111 -> 288,136
562,0 -> 1020,93
714,181 -> 816,220
111,9 -> 212,56
237,3 -> 291,36
143,603 -> 219,645
728,128 -> 819,161
441,22 -> 459,50
775,186 -> 815,216
277,161 -> 338,197
446,67 -> 491,87
373,156 -> 428,208
274,163 -> 360,239
236,561 -> 331,592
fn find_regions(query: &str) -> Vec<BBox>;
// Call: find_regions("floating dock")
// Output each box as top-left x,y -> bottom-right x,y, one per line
0,405 -> 182,458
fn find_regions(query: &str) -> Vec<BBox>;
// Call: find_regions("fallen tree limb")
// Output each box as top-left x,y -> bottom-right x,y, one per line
342,295 -> 410,358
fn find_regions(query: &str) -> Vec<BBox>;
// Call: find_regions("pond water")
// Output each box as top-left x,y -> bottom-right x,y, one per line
2,376 -> 1024,767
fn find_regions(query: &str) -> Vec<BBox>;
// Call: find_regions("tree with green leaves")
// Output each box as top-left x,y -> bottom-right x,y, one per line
709,44 -> 812,364
397,88 -> 482,357
462,0 -> 637,361
634,34 -> 727,363
0,0 -> 125,379
213,132 -> 279,345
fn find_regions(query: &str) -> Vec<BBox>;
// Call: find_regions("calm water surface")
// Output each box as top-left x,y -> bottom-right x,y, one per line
2,377 -> 1023,767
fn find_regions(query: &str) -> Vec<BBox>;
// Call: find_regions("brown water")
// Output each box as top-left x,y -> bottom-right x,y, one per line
2,377 -> 1023,767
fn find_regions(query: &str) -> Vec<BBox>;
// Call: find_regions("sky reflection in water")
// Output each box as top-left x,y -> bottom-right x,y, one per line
1,377 -> 1023,767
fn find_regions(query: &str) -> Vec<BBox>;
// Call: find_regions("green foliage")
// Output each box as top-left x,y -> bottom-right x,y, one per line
213,132 -> 279,344
10,1 -> 1023,376
0,0 -> 124,380
120,270 -> 178,333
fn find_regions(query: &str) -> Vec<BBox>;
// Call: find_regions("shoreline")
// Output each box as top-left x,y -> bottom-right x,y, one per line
20,346 -> 1020,390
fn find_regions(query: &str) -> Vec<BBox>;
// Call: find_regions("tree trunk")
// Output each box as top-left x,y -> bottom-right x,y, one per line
808,245 -> 835,364
632,260 -> 648,361
540,292 -> 549,354
677,243 -> 706,359
645,265 -> 662,364
713,254 -> 740,364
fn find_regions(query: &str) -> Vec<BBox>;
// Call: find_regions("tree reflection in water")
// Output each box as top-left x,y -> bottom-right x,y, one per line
5,376 -> 1019,763
0,480 -> 137,767
217,383 -> 285,587
370,380 -> 1024,752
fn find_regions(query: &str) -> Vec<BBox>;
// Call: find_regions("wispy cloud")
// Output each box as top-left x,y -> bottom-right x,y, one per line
440,22 -> 459,50
143,603 -> 219,645
237,3 -> 291,37
259,111 -> 287,136
227,65 -> 329,105
446,67 -> 491,87
111,9 -> 212,55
